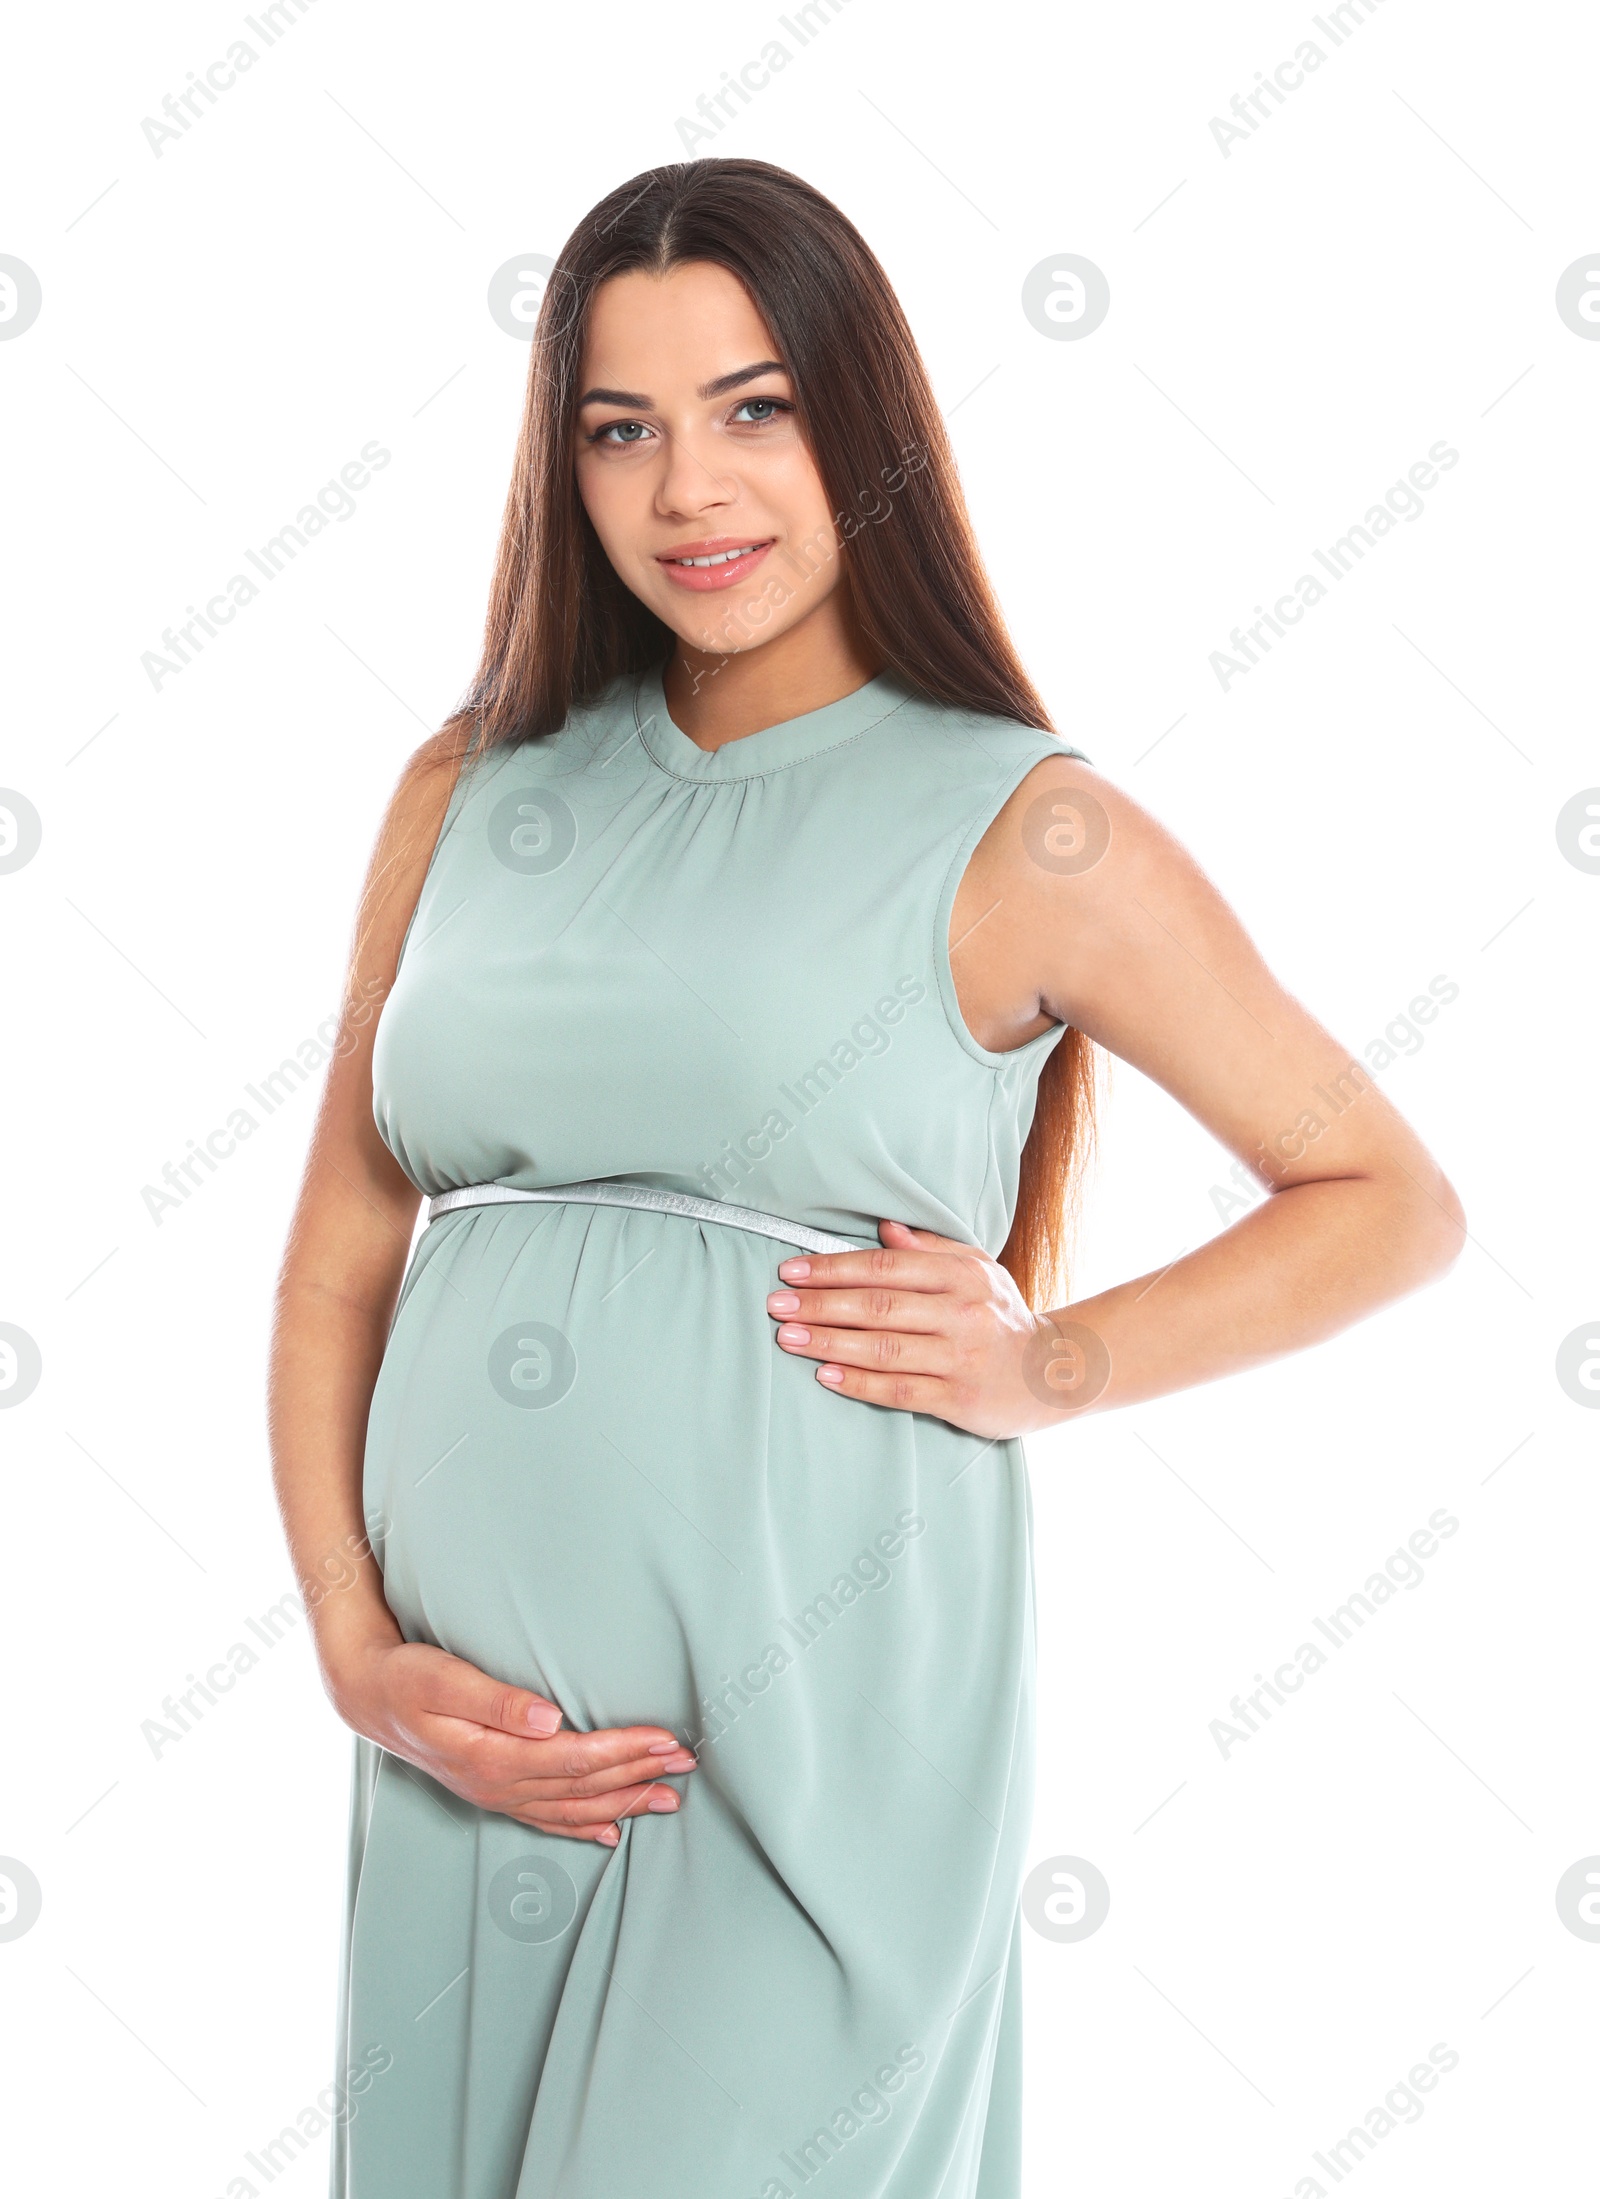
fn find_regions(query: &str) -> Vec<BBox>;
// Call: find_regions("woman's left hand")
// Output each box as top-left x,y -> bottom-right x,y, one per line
766,1219 -> 1073,1440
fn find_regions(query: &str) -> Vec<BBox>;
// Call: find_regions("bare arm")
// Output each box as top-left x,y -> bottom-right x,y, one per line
267,728 -> 457,1677
268,731 -> 696,1841
764,755 -> 1465,1430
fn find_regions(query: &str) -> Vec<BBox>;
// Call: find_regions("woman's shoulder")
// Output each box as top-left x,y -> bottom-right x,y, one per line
430,681 -> 636,796
382,721 -> 479,837
873,681 -> 1091,789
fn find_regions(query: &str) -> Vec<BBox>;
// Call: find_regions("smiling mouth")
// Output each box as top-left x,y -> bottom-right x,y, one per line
656,537 -> 777,591
659,540 -> 772,568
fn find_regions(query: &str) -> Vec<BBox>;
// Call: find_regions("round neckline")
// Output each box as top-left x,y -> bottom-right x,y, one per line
632,661 -> 914,782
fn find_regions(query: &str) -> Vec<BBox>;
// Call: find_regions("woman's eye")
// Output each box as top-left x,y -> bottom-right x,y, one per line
587,399 -> 791,444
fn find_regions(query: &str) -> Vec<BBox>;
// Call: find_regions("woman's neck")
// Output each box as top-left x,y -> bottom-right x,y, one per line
662,600 -> 882,751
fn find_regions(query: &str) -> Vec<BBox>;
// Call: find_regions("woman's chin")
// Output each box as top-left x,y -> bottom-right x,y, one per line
662,610 -> 783,658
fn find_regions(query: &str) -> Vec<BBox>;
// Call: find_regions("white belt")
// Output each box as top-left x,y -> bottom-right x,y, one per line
425,1178 -> 860,1256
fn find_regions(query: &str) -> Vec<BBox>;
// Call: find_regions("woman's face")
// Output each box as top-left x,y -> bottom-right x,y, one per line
572,261 -> 845,659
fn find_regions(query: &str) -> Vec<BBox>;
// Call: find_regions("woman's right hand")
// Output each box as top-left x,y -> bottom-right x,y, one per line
331,1635 -> 697,1847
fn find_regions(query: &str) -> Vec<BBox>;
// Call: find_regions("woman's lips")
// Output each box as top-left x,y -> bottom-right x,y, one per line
655,539 -> 775,592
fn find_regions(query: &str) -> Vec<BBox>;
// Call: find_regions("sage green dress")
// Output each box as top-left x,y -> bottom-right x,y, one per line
332,664 -> 1087,2198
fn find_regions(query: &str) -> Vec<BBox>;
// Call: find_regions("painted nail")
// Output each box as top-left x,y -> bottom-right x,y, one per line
817,1365 -> 845,1386
767,1291 -> 801,1314
526,1704 -> 562,1734
777,1259 -> 810,1280
647,1738 -> 685,1754
661,1751 -> 697,1771
598,1826 -> 620,1846
777,1324 -> 811,1346
647,1791 -> 680,1812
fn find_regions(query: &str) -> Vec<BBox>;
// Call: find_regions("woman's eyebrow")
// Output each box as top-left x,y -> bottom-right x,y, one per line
574,360 -> 790,409
698,359 -> 787,400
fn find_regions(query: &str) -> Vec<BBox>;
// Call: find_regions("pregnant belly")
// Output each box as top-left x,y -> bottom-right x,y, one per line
362,1201 -> 1013,1746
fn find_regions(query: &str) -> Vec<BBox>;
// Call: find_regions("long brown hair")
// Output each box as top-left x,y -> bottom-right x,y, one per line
442,158 -> 1095,1309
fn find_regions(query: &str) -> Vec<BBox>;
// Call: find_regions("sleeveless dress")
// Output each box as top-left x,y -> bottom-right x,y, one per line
331,663 -> 1088,2199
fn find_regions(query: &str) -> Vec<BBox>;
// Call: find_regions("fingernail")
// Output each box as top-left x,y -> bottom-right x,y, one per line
647,1738 -> 684,1755
817,1365 -> 845,1386
598,1825 -> 620,1846
647,1791 -> 680,1812
767,1291 -> 801,1314
778,1259 -> 810,1280
526,1705 -> 562,1734
777,1323 -> 810,1346
663,1751 -> 697,1770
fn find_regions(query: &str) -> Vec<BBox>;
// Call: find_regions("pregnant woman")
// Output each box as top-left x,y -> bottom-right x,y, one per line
269,159 -> 1463,2198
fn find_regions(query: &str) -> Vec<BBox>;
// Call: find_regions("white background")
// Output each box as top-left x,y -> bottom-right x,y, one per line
1,1 -> 1595,2192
